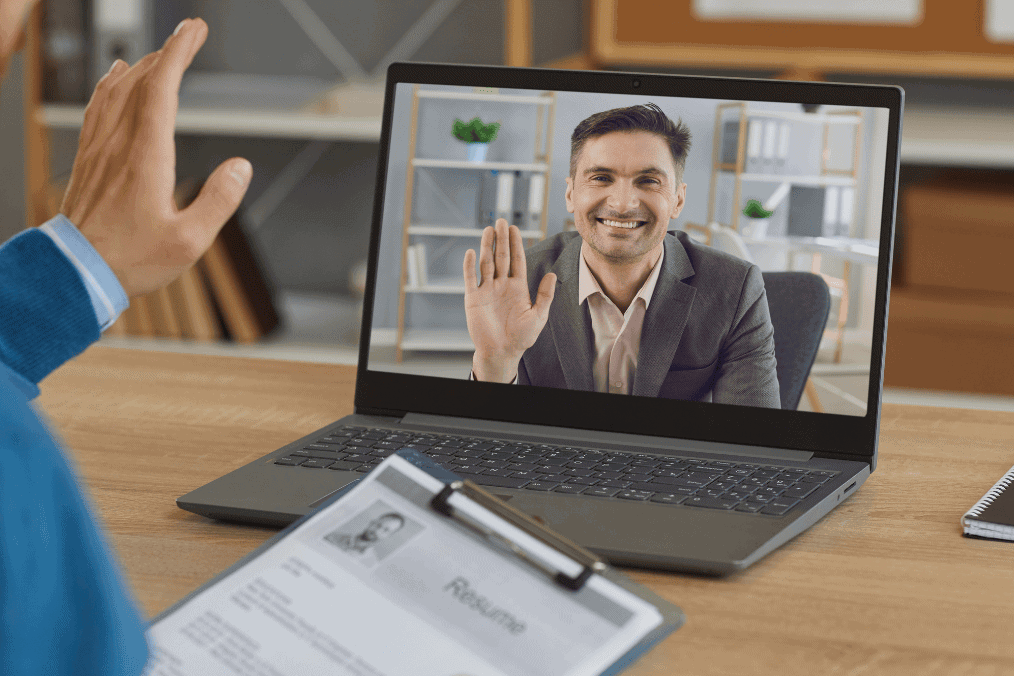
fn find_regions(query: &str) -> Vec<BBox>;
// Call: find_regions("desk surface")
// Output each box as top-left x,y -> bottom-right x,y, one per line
39,346 -> 1014,674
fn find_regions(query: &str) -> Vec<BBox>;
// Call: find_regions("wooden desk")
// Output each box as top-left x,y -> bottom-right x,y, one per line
38,346 -> 1014,674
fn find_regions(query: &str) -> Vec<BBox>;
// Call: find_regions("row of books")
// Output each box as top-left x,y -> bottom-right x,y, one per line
105,230 -> 278,343
47,179 -> 279,343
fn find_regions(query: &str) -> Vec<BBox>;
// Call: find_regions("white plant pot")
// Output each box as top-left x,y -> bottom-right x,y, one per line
742,218 -> 768,239
466,143 -> 490,163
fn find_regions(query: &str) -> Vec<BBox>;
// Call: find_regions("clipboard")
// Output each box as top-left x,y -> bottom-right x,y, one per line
146,450 -> 685,675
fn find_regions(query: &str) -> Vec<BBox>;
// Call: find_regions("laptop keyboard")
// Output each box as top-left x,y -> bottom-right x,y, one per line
274,426 -> 839,517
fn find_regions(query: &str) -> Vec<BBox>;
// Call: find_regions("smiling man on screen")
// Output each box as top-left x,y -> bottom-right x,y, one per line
462,103 -> 780,407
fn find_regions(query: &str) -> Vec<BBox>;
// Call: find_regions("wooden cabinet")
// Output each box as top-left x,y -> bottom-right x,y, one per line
887,172 -> 1014,395
901,175 -> 1014,295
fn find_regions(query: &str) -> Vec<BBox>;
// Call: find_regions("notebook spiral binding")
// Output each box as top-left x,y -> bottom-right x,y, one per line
965,467 -> 1014,518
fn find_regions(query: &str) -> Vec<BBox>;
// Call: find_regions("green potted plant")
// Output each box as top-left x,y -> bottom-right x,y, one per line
742,198 -> 773,239
452,117 -> 501,162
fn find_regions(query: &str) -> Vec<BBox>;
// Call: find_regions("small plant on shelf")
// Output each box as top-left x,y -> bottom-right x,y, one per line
742,199 -> 773,219
452,117 -> 501,143
742,198 -> 774,238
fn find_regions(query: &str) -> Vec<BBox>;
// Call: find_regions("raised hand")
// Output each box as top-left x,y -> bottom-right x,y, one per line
463,219 -> 556,382
60,18 -> 252,297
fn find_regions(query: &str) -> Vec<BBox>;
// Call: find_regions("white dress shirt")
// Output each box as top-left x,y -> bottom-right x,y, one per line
578,242 -> 665,395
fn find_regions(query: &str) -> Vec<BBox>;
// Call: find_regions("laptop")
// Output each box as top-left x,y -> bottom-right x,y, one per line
178,63 -> 902,575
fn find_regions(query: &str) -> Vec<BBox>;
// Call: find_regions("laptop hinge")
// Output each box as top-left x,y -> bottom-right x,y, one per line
355,406 -> 406,419
400,413 -> 813,462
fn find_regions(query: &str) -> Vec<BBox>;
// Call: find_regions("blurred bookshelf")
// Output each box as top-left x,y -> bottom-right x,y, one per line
99,290 -> 363,365
40,102 -> 384,141
40,74 -> 386,141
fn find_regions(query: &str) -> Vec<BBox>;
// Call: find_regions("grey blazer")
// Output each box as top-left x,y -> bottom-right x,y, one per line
518,231 -> 780,408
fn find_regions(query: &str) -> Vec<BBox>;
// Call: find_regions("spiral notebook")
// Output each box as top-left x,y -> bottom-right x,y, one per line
961,465 -> 1014,541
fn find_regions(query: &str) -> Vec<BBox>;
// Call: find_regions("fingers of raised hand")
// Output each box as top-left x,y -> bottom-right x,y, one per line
85,50 -> 161,154
463,248 -> 478,291
508,223 -> 526,278
65,58 -> 129,213
63,52 -> 162,223
478,225 -> 495,285
493,219 -> 511,278
179,157 -> 252,255
534,272 -> 557,322
141,18 -> 208,134
79,59 -> 128,149
155,18 -> 207,86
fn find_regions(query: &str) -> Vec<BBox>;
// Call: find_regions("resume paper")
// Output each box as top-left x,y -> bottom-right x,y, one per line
144,455 -> 663,676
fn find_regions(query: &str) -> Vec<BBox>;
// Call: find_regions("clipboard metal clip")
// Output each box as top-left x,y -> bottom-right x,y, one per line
431,480 -> 606,591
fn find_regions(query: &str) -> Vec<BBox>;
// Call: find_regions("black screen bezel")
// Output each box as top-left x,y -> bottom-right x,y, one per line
355,62 -> 902,465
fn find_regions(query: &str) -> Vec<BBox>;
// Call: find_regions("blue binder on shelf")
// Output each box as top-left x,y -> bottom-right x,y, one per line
146,450 -> 684,675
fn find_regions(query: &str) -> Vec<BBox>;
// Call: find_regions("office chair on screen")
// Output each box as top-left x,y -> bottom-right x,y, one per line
761,272 -> 831,410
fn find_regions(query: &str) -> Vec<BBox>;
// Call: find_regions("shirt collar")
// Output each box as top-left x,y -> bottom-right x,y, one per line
578,241 -> 666,310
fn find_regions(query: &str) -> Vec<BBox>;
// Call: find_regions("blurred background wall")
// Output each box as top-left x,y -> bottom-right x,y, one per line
7,0 -> 1014,405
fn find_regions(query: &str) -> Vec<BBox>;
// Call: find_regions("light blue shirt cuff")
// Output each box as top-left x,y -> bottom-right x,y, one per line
38,215 -> 129,331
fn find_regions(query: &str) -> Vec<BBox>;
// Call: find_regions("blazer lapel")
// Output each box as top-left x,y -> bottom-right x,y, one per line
547,236 -> 596,391
633,234 -> 698,398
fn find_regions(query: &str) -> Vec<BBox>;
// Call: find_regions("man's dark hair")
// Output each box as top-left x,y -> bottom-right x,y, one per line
569,103 -> 692,180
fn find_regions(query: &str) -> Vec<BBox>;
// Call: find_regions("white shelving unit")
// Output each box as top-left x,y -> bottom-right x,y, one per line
411,158 -> 549,172
40,75 -> 388,142
40,103 -> 383,142
395,84 -> 557,360
408,225 -> 543,238
706,102 -> 868,366
404,279 -> 467,294
708,103 -> 863,234
399,329 -> 477,352
417,90 -> 550,105
737,173 -> 856,187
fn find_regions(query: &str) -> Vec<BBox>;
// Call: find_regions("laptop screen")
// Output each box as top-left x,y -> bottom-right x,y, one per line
359,64 -> 901,459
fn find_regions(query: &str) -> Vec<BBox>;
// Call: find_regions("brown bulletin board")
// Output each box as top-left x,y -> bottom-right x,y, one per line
589,0 -> 1014,78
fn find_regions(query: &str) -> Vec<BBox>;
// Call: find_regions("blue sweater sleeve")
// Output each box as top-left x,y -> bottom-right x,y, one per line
0,228 -> 100,397
1,364 -> 150,674
1,229 -> 149,672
